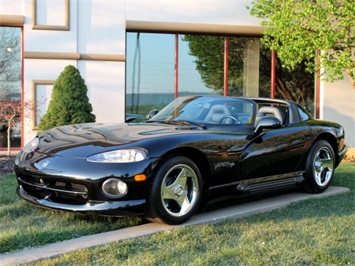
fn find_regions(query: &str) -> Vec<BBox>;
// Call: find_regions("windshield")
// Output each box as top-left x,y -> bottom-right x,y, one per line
149,96 -> 255,126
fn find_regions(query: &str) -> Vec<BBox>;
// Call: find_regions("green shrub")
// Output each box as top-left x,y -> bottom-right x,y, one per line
39,65 -> 96,131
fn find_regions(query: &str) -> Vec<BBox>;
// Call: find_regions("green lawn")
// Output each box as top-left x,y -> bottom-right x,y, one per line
1,163 -> 354,265
0,176 -> 144,254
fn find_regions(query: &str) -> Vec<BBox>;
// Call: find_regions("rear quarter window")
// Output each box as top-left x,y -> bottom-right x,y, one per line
297,105 -> 312,121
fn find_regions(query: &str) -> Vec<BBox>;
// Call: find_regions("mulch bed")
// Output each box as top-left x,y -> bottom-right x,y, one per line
344,147 -> 355,163
0,156 -> 15,177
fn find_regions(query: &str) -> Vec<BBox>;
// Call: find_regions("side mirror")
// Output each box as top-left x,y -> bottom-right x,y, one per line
254,116 -> 281,135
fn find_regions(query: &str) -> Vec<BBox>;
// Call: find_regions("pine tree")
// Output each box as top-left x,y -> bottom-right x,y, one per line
39,65 -> 96,131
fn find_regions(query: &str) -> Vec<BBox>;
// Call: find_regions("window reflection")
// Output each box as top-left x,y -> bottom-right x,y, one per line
0,27 -> 22,148
126,33 -> 175,118
126,32 -> 315,119
126,33 -> 214,119
275,60 -> 315,113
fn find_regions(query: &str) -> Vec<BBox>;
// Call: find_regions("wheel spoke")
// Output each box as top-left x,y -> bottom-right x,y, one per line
179,195 -> 192,213
160,163 -> 199,218
313,147 -> 333,186
161,167 -> 188,208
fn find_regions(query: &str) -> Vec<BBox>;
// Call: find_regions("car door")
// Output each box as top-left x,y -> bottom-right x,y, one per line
239,123 -> 312,180
186,130 -> 250,186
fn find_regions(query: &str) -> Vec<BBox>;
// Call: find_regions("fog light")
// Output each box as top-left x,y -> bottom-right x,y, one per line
102,178 -> 128,198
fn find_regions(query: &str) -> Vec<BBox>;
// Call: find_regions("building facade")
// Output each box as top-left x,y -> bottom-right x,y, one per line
0,0 -> 354,151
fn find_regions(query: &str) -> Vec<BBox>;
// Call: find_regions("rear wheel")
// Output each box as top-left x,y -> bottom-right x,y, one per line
145,156 -> 202,224
303,140 -> 335,193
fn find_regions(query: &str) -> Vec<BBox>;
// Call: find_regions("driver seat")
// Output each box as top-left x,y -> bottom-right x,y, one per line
205,104 -> 230,123
255,106 -> 283,126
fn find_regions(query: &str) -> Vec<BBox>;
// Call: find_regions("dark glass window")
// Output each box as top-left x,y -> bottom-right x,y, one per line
126,33 -> 214,119
126,32 -> 315,118
0,27 -> 22,149
297,105 -> 312,121
275,59 -> 315,114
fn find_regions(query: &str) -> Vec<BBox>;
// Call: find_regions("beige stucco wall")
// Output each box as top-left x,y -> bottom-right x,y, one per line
321,75 -> 355,147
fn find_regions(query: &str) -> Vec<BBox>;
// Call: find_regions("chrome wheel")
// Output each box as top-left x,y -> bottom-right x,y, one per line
313,146 -> 334,187
303,140 -> 335,193
161,164 -> 199,218
146,156 -> 202,224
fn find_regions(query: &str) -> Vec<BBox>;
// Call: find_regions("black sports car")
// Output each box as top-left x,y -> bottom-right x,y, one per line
14,96 -> 347,224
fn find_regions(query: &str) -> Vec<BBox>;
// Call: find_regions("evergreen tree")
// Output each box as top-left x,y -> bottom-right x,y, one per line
39,65 -> 96,131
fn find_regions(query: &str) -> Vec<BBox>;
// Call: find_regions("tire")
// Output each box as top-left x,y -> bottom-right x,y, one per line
303,140 -> 335,193
145,156 -> 202,225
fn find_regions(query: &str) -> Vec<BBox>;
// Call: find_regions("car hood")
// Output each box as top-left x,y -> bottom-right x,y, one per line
34,122 -> 202,157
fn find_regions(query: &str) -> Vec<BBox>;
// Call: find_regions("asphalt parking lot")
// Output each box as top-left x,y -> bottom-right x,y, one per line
0,186 -> 350,266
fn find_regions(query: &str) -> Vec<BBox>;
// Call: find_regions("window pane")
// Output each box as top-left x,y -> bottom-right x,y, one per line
126,33 -> 175,119
126,32 -> 314,116
182,35 -> 225,95
258,46 -> 272,98
0,27 -> 22,148
276,59 -> 315,113
178,36 -> 214,96
183,35 -> 270,97
228,37 -> 272,97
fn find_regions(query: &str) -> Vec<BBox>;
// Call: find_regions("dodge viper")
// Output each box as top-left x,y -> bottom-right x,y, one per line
14,96 -> 347,224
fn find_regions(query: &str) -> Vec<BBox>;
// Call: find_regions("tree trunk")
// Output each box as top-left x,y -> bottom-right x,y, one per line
6,122 -> 11,156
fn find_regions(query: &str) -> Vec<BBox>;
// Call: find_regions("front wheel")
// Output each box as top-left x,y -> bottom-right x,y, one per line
145,156 -> 202,224
303,140 -> 335,193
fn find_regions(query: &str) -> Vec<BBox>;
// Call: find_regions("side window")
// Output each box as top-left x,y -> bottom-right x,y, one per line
256,103 -> 289,125
297,106 -> 312,121
277,105 -> 289,125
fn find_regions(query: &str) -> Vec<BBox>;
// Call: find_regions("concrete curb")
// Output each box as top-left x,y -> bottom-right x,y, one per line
0,186 -> 350,266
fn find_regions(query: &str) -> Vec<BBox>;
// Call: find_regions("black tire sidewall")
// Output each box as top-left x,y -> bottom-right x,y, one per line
146,156 -> 202,224
304,140 -> 335,193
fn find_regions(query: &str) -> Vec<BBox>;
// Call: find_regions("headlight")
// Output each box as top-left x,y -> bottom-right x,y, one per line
86,148 -> 147,163
102,178 -> 128,198
23,137 -> 39,153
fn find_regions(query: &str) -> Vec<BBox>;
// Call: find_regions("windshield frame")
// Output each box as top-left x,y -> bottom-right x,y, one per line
149,96 -> 256,128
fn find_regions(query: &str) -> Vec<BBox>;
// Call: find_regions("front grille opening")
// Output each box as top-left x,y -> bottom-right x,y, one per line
54,181 -> 88,196
18,175 -> 89,205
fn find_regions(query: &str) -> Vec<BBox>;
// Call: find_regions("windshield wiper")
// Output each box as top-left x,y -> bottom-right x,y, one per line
146,120 -> 169,124
172,119 -> 206,129
147,119 -> 206,129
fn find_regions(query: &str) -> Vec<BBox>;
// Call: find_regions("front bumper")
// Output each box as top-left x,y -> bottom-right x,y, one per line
338,144 -> 347,165
17,185 -> 146,216
14,152 -> 160,216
